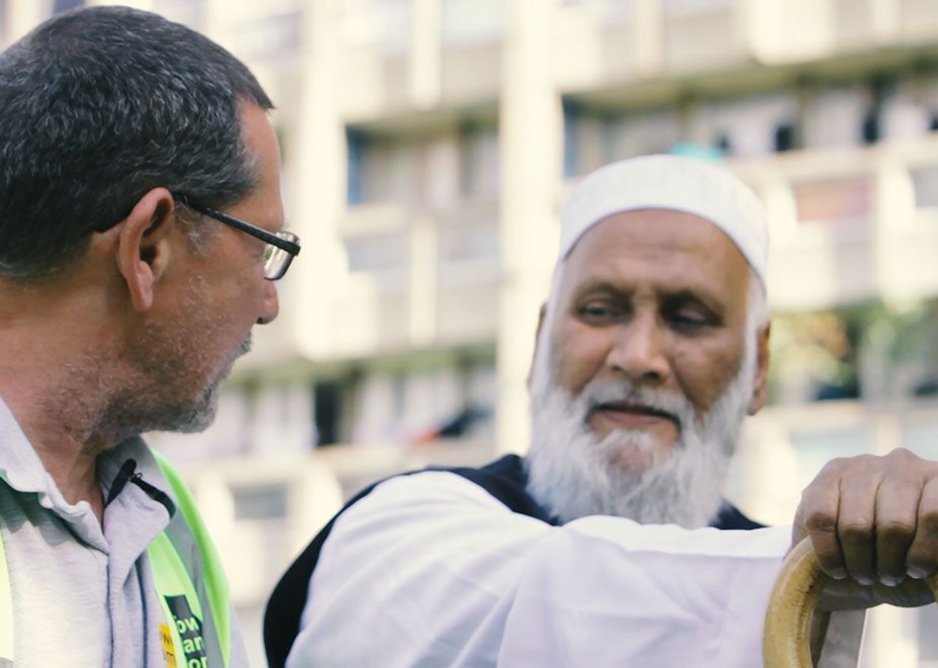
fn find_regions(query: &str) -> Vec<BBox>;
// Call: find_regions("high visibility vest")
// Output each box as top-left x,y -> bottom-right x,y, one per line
0,451 -> 231,667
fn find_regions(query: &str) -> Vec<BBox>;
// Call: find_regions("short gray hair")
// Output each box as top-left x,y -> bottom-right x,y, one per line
0,6 -> 274,281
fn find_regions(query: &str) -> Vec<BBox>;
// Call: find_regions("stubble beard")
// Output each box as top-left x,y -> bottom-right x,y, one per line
131,328 -> 252,435
525,328 -> 756,529
110,269 -> 254,437
156,330 -> 251,433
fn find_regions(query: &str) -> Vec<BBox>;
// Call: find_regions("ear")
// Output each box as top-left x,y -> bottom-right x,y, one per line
115,188 -> 177,313
747,320 -> 772,415
526,303 -> 548,388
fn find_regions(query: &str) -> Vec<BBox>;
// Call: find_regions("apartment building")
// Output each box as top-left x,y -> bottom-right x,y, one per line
4,0 -> 938,664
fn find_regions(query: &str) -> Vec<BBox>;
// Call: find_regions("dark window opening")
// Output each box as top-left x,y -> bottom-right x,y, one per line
774,123 -> 797,152
313,380 -> 344,446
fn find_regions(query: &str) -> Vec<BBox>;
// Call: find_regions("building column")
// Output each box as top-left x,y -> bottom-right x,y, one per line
294,0 -> 349,360
410,0 -> 441,110
496,0 -> 562,454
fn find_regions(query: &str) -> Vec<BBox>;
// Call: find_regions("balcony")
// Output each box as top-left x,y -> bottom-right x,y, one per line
731,137 -> 938,311
309,200 -> 501,358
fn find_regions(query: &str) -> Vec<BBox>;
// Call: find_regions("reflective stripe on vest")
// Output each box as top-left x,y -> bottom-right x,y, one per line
0,451 -> 229,667
153,450 -> 231,668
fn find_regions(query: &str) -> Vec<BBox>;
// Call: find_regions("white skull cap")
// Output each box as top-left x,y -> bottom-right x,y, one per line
558,154 -> 768,287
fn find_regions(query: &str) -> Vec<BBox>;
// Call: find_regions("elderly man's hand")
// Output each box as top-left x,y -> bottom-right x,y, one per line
793,448 -> 938,611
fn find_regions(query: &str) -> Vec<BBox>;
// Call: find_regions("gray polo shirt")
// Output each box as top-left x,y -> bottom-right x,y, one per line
0,396 -> 246,667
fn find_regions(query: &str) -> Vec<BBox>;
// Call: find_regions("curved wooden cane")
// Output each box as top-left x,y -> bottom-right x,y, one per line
763,538 -> 938,667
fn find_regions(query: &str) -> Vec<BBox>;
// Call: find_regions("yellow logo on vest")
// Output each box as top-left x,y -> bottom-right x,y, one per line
160,623 -> 178,668
165,594 -> 208,668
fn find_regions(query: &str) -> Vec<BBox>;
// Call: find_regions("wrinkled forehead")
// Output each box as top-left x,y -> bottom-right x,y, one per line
563,207 -> 749,273
554,208 -> 755,314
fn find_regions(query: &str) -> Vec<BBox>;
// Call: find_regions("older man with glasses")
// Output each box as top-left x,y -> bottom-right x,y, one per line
0,6 -> 297,666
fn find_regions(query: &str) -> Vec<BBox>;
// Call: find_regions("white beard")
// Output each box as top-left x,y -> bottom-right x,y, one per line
526,329 -> 756,529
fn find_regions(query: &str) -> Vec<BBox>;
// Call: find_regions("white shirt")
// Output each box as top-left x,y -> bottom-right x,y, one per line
287,470 -> 791,667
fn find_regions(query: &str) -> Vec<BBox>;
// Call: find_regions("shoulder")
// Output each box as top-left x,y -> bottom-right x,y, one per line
346,454 -> 552,523
349,467 -> 525,520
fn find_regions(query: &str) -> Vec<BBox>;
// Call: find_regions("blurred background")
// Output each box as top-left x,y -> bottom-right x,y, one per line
4,0 -> 938,664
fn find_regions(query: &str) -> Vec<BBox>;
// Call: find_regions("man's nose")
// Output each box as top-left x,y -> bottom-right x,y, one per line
256,280 -> 280,325
606,312 -> 669,384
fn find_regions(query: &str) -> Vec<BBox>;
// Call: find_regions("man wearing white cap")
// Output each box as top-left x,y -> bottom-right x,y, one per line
266,155 -> 938,667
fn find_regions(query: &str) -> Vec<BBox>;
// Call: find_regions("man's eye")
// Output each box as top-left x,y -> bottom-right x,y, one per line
577,302 -> 619,321
670,311 -> 711,330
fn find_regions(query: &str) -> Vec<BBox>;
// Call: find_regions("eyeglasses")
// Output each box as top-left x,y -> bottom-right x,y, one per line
175,194 -> 301,280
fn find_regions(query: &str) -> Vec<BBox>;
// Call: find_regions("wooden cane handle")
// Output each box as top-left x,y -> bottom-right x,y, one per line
763,538 -> 829,667
763,538 -> 938,667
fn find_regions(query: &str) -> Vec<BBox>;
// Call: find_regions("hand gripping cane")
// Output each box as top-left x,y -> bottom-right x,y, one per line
763,537 -> 938,667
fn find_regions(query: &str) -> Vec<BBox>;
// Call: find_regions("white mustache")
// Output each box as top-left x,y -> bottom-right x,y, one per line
577,377 -> 695,433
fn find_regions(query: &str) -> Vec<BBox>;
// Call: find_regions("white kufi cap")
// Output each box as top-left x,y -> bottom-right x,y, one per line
558,154 -> 768,287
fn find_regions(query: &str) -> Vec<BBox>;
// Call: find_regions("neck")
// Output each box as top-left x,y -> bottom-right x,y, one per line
0,276 -> 123,521
1,382 -> 111,523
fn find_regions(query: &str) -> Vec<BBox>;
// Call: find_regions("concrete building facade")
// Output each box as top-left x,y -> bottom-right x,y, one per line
4,1 -> 938,664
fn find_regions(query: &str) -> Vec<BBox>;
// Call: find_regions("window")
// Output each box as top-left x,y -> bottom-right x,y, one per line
563,100 -> 683,178
339,0 -> 410,54
345,131 -> 408,206
346,129 -> 368,206
231,483 -> 288,521
773,123 -> 797,152
690,93 -> 799,158
458,121 -> 499,201
53,0 -> 83,13
345,128 -> 458,209
803,86 -> 867,150
313,380 -> 345,446
881,80 -> 932,141
911,165 -> 938,210
345,231 -> 410,273
250,383 -> 313,456
794,177 -> 872,226
604,107 -> 682,162
438,223 -> 498,266
442,0 -> 505,46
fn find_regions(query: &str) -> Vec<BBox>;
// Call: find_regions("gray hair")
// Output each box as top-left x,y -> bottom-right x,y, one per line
0,6 -> 274,281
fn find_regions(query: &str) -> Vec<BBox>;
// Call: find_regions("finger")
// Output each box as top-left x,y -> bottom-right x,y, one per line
908,476 -> 938,579
835,463 -> 879,585
873,473 -> 920,586
797,462 -> 848,579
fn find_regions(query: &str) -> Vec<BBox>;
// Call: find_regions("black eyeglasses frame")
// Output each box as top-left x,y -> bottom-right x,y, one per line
175,194 -> 300,280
